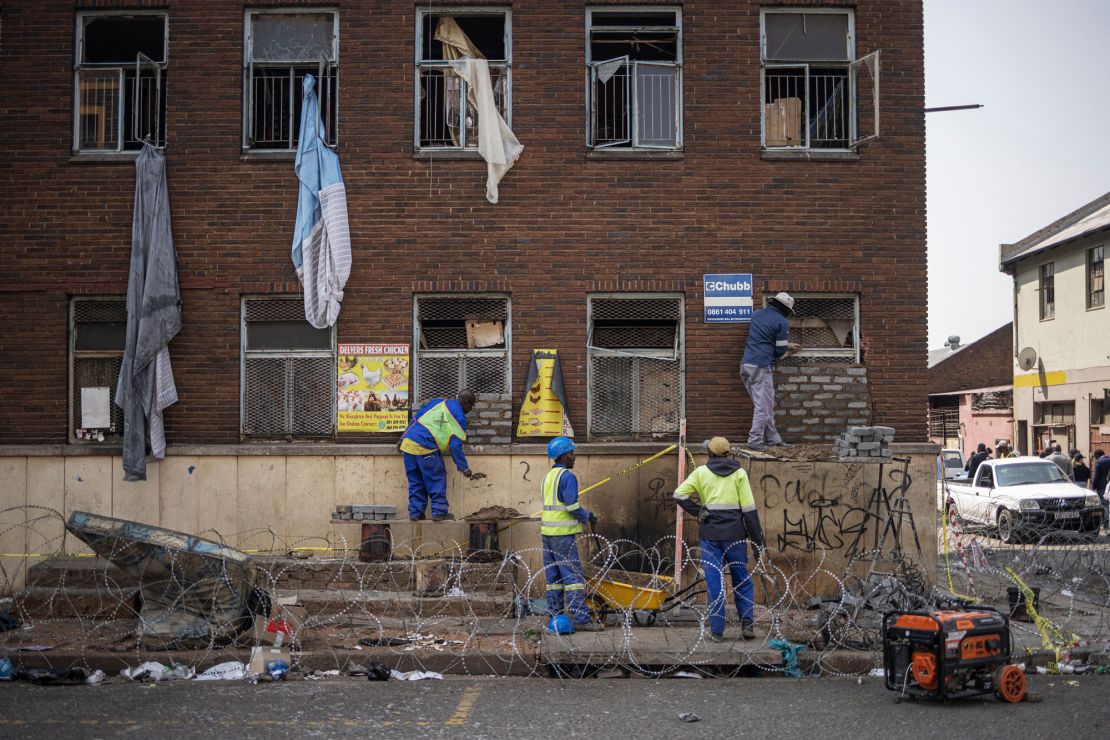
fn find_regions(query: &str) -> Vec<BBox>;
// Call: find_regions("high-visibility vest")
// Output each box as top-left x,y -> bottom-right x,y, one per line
541,467 -> 583,536
415,400 -> 467,453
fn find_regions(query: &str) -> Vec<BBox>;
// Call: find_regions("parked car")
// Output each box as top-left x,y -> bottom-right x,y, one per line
940,448 -> 965,480
943,458 -> 1103,543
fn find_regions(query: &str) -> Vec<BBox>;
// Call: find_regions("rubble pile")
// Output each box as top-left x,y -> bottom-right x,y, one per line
834,426 -> 895,460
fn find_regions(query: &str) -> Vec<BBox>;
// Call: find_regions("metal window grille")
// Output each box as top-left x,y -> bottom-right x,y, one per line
415,11 -> 511,150
587,295 -> 684,439
759,9 -> 879,151
74,13 -> 167,152
244,10 -> 339,150
929,405 -> 959,438
413,295 -> 510,405
1040,263 -> 1055,320
241,298 -> 335,439
1088,246 -> 1104,309
971,390 -> 1013,412
769,294 -> 859,365
1034,401 -> 1074,426
70,298 -> 127,443
586,9 -> 682,150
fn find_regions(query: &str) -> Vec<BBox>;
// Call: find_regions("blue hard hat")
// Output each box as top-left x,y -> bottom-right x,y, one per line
546,614 -> 576,635
547,436 -> 577,459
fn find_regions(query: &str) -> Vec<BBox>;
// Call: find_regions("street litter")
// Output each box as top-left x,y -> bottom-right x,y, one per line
121,662 -> 194,681
769,639 -> 806,678
19,644 -> 54,652
678,712 -> 700,723
195,662 -> 248,681
672,671 -> 702,679
869,668 -> 886,677
391,670 -> 443,681
365,663 -> 392,681
359,636 -> 413,647
305,670 -> 341,681
0,657 -> 12,680
86,670 -> 107,685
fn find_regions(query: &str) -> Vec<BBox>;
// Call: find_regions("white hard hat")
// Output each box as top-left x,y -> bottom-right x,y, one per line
772,292 -> 795,314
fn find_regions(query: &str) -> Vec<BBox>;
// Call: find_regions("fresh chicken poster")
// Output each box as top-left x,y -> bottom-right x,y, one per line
337,344 -> 410,432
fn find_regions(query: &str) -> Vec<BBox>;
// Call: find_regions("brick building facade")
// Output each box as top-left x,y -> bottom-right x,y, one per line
0,0 -> 926,451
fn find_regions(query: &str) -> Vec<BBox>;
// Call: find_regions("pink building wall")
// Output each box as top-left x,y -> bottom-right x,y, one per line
958,395 -> 1013,460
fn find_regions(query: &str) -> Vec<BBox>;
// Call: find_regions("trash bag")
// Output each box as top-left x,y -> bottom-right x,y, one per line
366,663 -> 392,682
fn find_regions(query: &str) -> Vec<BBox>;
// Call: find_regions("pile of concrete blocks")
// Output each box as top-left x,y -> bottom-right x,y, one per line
834,426 -> 895,460
334,504 -> 397,521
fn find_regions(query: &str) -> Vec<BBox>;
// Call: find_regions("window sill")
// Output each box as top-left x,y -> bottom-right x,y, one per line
761,149 -> 860,162
69,152 -> 141,164
1086,303 -> 1105,312
413,150 -> 485,161
585,149 -> 684,161
241,151 -> 297,162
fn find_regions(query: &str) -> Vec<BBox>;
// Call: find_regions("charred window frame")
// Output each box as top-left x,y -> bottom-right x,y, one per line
760,8 -> 879,151
766,293 -> 860,365
241,297 -> 336,439
243,9 -> 339,151
586,7 -> 682,151
69,298 -> 127,444
1088,245 -> 1105,309
1039,262 -> 1055,320
587,294 -> 685,440
412,295 -> 511,405
73,12 -> 167,153
415,9 -> 511,151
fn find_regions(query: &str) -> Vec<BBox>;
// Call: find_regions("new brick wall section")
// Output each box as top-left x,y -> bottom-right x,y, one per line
468,394 -> 514,445
776,366 -> 871,443
0,0 -> 927,446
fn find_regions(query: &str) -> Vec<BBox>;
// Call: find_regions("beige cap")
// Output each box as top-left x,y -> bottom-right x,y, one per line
773,292 -> 795,314
704,437 -> 731,455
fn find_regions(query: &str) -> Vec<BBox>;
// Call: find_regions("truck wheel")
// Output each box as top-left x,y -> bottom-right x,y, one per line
998,509 -> 1022,544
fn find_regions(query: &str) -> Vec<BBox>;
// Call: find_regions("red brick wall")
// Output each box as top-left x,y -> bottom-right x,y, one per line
0,0 -> 926,445
928,323 -> 1013,395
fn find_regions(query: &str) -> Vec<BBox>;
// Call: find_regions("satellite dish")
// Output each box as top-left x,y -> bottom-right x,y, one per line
1018,347 -> 1038,371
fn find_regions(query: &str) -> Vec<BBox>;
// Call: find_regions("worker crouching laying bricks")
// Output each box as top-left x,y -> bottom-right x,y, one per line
541,436 -> 603,633
399,389 -> 478,521
674,437 -> 765,641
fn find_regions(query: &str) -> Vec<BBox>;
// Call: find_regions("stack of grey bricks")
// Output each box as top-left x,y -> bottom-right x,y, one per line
334,504 -> 397,521
835,426 -> 895,460
775,365 -> 871,443
469,393 -> 513,445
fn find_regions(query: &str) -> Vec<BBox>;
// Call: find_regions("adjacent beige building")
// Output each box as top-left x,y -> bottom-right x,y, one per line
1001,191 -> 1110,456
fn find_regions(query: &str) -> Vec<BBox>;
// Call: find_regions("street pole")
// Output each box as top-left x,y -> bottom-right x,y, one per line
673,418 -> 687,585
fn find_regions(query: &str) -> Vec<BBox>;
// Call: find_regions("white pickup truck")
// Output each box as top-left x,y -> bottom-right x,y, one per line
942,458 -> 1103,543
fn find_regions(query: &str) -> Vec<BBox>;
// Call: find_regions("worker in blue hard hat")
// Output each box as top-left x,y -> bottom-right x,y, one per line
541,435 -> 603,632
398,389 -> 478,521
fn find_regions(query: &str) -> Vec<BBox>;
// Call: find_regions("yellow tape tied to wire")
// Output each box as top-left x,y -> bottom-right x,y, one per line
1005,566 -> 1081,667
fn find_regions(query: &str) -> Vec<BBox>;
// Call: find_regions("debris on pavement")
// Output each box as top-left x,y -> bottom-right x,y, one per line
85,670 -> 107,685
0,657 -> 12,680
366,663 -> 392,681
305,670 -> 341,681
121,662 -> 194,681
678,712 -> 701,723
195,662 -> 248,681
769,639 -> 807,678
390,669 -> 444,681
672,671 -> 702,679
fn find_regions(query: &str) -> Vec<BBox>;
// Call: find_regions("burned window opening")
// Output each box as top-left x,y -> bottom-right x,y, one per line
70,298 -> 127,443
413,295 -> 510,404
241,297 -> 335,439
417,12 -> 510,150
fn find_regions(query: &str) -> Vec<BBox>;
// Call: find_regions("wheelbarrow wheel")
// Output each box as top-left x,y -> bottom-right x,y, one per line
633,610 -> 657,627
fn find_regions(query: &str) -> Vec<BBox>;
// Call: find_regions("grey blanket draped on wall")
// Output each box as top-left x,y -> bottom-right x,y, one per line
116,144 -> 182,482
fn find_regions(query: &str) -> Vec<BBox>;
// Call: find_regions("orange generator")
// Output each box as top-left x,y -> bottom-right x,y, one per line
882,607 -> 1026,703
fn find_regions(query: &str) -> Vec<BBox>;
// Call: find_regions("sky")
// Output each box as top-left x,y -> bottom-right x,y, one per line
924,0 -> 1110,349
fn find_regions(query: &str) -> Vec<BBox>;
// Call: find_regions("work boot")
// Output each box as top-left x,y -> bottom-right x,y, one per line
707,632 -> 725,643
574,621 -> 604,632
770,441 -> 795,449
741,621 -> 756,640
409,515 -> 425,521
431,513 -> 455,522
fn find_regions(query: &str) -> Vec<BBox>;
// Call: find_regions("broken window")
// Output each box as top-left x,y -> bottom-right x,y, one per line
416,10 -> 510,150
243,10 -> 338,150
760,9 -> 879,150
241,297 -> 335,439
74,12 -> 167,152
1088,246 -> 1104,309
587,295 -> 684,439
413,295 -> 510,404
1039,262 -> 1055,320
70,298 -> 127,443
587,8 -> 682,150
770,294 -> 859,365
971,390 -> 1013,412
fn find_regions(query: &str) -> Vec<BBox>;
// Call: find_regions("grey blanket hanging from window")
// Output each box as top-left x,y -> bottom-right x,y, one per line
116,143 -> 182,482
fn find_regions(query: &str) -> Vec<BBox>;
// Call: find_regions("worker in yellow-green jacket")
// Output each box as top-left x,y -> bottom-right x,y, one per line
674,436 -> 765,642
399,390 -> 477,521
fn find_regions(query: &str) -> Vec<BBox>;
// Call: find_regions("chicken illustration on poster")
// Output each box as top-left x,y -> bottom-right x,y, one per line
516,349 -> 573,437
337,344 -> 410,432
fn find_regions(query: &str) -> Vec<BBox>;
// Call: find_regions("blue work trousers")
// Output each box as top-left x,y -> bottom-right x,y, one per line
542,534 -> 590,624
404,452 -> 449,519
700,537 -> 755,635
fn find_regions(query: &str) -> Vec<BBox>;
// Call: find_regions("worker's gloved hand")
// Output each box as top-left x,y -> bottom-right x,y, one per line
751,541 -> 764,564
461,469 -> 473,479
588,512 -> 598,527
698,507 -> 709,523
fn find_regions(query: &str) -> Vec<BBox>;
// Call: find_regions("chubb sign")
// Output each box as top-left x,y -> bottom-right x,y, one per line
703,273 -> 753,323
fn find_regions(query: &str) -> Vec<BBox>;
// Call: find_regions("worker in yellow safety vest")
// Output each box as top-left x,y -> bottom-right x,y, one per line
541,436 -> 602,633
399,390 -> 477,521
674,436 -> 765,642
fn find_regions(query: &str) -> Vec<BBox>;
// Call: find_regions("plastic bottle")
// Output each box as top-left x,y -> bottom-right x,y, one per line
0,658 -> 13,681
266,660 -> 288,681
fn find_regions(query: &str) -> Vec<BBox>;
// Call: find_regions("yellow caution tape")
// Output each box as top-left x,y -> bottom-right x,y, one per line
1005,566 -> 1081,666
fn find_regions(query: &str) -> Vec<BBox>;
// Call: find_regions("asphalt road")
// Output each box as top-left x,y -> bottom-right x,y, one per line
1,675 -> 1107,739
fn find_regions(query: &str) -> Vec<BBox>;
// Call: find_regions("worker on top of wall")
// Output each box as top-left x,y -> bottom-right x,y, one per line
673,437 -> 765,642
541,436 -> 602,633
740,291 -> 799,451
399,389 -> 477,521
